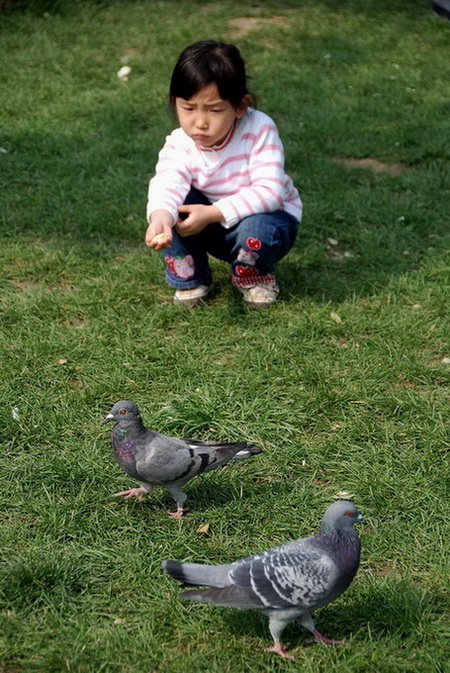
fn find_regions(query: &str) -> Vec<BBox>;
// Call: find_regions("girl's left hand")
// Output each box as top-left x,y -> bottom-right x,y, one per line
176,204 -> 223,237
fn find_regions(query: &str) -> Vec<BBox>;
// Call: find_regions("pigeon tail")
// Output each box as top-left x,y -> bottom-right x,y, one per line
231,444 -> 262,460
162,560 -> 231,588
180,584 -> 261,609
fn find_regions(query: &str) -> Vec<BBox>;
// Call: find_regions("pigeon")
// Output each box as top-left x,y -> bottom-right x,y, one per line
162,500 -> 364,658
102,400 -> 262,518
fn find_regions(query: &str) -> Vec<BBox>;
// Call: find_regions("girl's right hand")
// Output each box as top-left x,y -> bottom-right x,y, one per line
145,211 -> 174,250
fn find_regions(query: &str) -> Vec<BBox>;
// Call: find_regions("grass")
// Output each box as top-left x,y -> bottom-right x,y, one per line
1,0 -> 449,671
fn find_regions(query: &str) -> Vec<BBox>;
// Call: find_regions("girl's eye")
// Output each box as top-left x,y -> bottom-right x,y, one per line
211,109 -> 223,113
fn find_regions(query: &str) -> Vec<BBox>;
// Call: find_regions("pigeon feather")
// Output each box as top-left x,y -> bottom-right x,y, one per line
103,400 -> 261,517
162,500 -> 364,658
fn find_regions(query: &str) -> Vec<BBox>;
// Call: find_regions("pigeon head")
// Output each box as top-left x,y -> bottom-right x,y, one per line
320,500 -> 365,533
102,400 -> 141,425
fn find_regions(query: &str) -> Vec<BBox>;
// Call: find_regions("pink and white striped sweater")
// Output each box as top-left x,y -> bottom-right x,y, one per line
147,108 -> 302,229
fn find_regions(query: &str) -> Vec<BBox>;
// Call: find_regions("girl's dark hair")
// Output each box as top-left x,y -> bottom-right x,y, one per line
169,40 -> 253,109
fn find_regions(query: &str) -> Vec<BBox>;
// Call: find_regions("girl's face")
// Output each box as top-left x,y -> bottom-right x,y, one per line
175,83 -> 249,148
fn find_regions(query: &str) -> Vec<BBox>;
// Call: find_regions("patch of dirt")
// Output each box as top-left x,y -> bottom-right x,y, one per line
427,357 -> 450,367
11,278 -> 74,293
313,477 -> 332,488
228,16 -> 288,39
63,316 -> 88,328
376,565 -> 399,576
334,157 -> 406,175
10,279 -> 41,290
391,380 -> 417,390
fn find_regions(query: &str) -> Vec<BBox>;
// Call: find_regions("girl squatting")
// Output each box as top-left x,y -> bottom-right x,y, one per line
145,40 -> 302,308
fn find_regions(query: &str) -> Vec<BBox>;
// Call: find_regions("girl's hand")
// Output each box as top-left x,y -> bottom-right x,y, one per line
176,204 -> 224,237
145,211 -> 174,249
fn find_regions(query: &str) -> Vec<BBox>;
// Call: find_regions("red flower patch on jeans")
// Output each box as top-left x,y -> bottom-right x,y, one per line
165,255 -> 195,279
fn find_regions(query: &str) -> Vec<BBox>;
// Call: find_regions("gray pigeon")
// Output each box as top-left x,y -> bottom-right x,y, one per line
162,500 -> 364,658
103,400 -> 262,518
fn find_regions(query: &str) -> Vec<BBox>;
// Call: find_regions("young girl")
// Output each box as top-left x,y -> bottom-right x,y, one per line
145,40 -> 302,308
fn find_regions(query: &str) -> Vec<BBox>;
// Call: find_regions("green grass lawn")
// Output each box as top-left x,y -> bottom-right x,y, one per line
1,1 -> 449,671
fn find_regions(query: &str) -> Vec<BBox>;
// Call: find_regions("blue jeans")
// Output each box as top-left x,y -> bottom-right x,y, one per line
163,188 -> 299,289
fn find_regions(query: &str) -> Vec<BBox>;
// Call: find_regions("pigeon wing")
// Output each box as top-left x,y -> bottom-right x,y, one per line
229,541 -> 339,610
135,434 -> 259,485
132,433 -> 199,485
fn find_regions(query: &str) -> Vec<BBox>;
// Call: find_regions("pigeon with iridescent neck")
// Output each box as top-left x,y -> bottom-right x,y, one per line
103,400 -> 262,518
163,500 -> 364,657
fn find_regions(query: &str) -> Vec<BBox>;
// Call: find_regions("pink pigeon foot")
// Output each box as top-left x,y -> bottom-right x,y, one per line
168,507 -> 188,519
312,629 -> 343,645
264,642 -> 295,659
112,487 -> 146,499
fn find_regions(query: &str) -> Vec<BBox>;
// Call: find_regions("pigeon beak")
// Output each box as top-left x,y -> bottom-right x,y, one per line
357,513 -> 366,524
102,413 -> 115,425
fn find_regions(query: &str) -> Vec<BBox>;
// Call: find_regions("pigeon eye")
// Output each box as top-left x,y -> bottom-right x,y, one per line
119,409 -> 127,415
346,510 -> 354,517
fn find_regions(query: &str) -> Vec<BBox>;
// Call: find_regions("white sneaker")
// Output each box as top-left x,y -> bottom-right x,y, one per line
239,282 -> 280,308
173,284 -> 211,307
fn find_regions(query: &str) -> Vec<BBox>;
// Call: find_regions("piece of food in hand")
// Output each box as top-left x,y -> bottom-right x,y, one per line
152,233 -> 171,245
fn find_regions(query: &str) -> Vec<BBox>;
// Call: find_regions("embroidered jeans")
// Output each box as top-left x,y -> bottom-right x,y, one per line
163,188 -> 299,289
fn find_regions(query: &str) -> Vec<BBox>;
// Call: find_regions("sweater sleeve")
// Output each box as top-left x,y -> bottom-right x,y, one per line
147,132 -> 192,224
214,120 -> 288,228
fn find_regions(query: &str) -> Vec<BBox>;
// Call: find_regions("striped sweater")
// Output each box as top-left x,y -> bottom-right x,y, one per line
147,108 -> 302,229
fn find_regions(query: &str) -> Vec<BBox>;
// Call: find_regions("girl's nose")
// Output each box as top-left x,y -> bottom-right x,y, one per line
196,114 -> 208,129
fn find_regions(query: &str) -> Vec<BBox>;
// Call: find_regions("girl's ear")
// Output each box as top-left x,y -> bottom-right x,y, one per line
235,94 -> 252,118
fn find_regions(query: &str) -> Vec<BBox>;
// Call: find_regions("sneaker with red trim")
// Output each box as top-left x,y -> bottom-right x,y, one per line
239,282 -> 280,308
173,284 -> 211,307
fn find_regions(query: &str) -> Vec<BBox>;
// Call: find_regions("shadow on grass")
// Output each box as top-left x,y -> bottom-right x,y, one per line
3,18 -> 449,305
4,126 -> 448,305
110,478 -> 272,519
220,578 -> 447,645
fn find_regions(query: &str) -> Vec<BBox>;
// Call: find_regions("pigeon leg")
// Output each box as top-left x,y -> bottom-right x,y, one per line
311,629 -> 343,646
165,484 -> 188,518
112,487 -> 146,498
266,613 -> 295,658
168,506 -> 189,519
298,614 -> 343,646
264,642 -> 295,659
